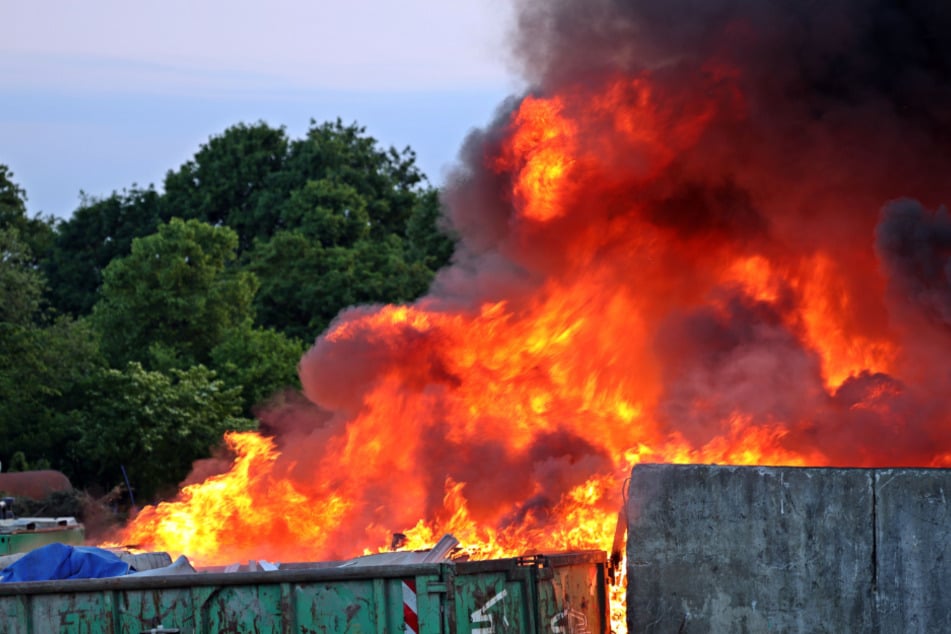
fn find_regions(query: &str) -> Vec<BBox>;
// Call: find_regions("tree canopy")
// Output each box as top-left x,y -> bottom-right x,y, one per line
92,218 -> 258,370
70,362 -> 253,500
0,119 -> 456,502
0,317 -> 105,476
0,166 -> 54,263
43,187 -> 163,316
0,227 -> 44,327
163,122 -> 289,249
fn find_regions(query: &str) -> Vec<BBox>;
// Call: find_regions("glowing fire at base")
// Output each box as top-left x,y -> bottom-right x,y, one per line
118,10 -> 951,631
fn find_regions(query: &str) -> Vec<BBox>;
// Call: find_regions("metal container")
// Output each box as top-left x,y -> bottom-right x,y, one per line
0,550 -> 609,633
0,517 -> 84,556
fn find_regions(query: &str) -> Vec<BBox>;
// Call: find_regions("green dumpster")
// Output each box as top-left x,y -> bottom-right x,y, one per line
0,550 -> 610,633
0,517 -> 84,556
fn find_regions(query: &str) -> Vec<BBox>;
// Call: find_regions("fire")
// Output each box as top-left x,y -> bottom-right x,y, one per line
113,74 -> 916,552
117,34 -> 951,633
122,432 -> 353,565
724,254 -> 898,388
495,95 -> 577,222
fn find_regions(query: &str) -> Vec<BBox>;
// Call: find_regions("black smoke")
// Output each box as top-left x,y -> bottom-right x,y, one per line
876,199 -> 951,327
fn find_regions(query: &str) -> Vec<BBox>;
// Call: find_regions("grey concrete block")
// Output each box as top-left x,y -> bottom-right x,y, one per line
875,468 -> 951,633
627,464 -> 874,633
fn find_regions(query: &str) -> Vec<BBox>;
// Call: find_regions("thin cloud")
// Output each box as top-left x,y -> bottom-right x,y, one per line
3,1 -> 517,92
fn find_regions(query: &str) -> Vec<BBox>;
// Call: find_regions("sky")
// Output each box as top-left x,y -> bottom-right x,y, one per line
0,1 -> 522,219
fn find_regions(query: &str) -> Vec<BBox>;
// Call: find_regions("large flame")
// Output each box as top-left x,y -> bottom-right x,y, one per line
121,68 -> 951,557
116,6 -> 951,630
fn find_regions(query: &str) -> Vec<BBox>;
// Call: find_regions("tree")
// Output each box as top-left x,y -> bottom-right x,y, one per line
163,119 -> 430,254
236,121 -> 450,339
277,178 -> 371,247
0,227 -> 44,326
0,165 -> 55,266
0,124 -> 457,498
7,452 -> 31,473
0,317 -> 105,474
42,187 -> 163,316
163,122 -> 289,250
210,325 -> 306,416
248,229 -> 432,340
0,176 -> 107,473
405,187 -> 455,270
70,363 -> 253,500
91,218 -> 258,370
277,119 -> 425,240
0,165 -> 26,212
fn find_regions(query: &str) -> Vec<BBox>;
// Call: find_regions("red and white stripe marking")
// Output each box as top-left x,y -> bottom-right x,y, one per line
403,578 -> 419,634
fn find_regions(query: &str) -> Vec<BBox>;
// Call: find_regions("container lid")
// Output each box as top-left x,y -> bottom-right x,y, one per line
0,517 -> 81,534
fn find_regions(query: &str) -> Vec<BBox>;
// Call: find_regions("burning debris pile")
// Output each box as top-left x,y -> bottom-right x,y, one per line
118,0 -> 951,574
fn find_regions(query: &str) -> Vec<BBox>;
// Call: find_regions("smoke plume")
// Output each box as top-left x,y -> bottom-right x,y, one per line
298,0 -> 951,549
125,0 -> 951,565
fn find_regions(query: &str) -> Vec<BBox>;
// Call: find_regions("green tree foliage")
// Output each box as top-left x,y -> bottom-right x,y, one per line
161,119 -> 437,253
163,122 -> 289,250
91,218 -> 258,370
278,120 -> 425,239
70,363 -> 253,500
39,121 -> 455,344
0,227 -> 44,326
7,452 -> 30,473
43,187 -> 163,317
0,116 -> 458,498
229,119 -> 452,340
0,165 -> 26,218
0,170 -> 109,474
278,179 -> 371,246
210,325 -> 306,416
406,187 -> 455,269
248,230 -> 433,340
0,317 -> 105,474
0,165 -> 55,263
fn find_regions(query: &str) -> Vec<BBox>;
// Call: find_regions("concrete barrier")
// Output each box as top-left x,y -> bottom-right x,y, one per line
626,464 -> 951,633
874,468 -> 951,633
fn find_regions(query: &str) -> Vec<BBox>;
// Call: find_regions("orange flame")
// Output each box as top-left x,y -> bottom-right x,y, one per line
117,71 -> 950,634
495,95 -> 577,222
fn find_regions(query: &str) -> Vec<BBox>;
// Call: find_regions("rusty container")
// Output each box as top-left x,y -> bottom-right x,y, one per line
0,550 -> 609,633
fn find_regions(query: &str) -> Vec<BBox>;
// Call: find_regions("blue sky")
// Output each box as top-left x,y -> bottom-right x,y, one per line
1,1 -> 521,218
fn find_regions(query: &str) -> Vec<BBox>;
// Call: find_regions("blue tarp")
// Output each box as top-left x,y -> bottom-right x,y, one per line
1,543 -> 131,582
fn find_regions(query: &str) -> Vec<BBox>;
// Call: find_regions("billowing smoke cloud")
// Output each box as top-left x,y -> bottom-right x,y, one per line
653,295 -> 827,446
292,0 -> 951,546
129,0 -> 951,564
877,200 -> 951,327
513,0 -> 951,128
